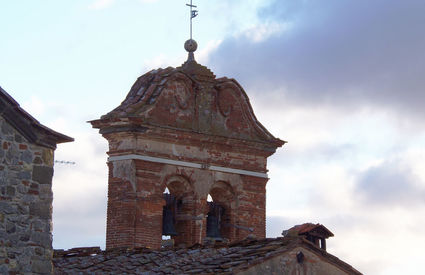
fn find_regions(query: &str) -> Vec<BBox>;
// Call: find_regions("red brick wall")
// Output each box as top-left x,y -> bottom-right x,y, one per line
238,175 -> 268,239
91,65 -> 284,250
106,162 -> 137,248
104,132 -> 272,250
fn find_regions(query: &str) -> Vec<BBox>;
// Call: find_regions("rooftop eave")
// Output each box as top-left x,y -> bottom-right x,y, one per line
0,87 -> 74,149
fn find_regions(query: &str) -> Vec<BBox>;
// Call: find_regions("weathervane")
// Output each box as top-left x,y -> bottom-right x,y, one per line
184,0 -> 198,62
186,0 -> 198,40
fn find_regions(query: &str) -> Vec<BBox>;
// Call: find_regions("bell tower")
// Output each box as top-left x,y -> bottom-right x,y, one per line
90,3 -> 284,249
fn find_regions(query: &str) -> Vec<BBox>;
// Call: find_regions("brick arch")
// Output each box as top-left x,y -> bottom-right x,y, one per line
161,174 -> 200,247
208,181 -> 238,241
163,174 -> 194,197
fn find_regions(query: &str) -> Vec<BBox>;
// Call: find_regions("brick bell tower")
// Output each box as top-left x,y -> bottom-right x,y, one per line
90,38 -> 285,249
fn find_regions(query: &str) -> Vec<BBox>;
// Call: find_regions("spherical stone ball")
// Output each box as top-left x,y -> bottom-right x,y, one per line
184,39 -> 198,52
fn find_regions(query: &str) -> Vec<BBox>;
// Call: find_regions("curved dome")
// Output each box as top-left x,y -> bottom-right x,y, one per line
95,60 -> 284,147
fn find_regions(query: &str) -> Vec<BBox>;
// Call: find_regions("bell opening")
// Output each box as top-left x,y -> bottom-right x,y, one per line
161,177 -> 197,247
162,192 -> 178,237
207,181 -> 236,241
206,199 -> 224,239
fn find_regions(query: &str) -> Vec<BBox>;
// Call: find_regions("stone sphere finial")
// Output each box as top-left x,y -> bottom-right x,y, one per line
184,39 -> 198,53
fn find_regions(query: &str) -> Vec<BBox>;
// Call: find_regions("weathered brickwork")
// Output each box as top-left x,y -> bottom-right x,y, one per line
0,117 -> 54,274
105,157 -> 267,249
92,60 -> 285,250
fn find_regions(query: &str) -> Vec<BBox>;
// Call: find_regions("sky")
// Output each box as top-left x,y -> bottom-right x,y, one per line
1,0 -> 425,274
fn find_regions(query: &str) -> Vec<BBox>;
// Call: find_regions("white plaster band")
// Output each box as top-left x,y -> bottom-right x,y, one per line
108,154 -> 268,178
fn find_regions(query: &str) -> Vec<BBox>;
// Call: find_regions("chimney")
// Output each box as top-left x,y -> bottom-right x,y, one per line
282,223 -> 334,251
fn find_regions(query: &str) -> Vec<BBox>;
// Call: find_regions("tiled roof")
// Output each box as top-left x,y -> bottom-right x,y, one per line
288,223 -> 334,238
53,236 -> 360,275
90,61 -> 285,148
0,86 -> 73,148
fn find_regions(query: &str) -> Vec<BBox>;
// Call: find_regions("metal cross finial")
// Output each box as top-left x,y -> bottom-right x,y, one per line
186,0 -> 198,40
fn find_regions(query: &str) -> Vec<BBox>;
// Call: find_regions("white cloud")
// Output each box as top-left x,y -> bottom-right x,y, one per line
141,53 -> 183,71
256,93 -> 425,274
8,1 -> 423,274
21,96 -> 46,120
88,0 -> 115,10
242,21 -> 290,43
209,0 -> 425,119
52,131 -> 108,249
88,0 -> 158,10
140,39 -> 222,72
197,39 -> 222,64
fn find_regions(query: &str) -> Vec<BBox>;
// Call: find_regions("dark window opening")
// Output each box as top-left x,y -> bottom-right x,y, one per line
206,201 -> 225,239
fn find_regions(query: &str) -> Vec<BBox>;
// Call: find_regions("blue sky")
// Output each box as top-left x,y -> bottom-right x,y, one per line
2,1 -> 425,274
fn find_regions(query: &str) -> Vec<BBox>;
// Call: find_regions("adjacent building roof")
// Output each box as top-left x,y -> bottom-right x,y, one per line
286,223 -> 334,238
0,86 -> 73,148
53,236 -> 361,275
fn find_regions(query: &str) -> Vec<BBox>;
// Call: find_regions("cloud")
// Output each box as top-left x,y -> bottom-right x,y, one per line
52,187 -> 107,248
140,39 -> 222,73
208,0 -> 425,119
197,39 -> 222,64
240,21 -> 289,43
266,215 -> 303,237
21,97 -> 46,119
256,94 -> 425,274
88,0 -> 158,10
34,1 -> 425,273
52,129 -> 108,249
356,159 -> 425,206
88,0 -> 115,10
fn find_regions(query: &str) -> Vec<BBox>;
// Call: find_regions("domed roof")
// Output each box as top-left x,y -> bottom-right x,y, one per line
92,59 -> 284,148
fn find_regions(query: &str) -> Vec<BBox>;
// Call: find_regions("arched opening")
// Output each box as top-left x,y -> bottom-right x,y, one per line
206,181 -> 236,241
161,175 -> 194,247
161,187 -> 173,241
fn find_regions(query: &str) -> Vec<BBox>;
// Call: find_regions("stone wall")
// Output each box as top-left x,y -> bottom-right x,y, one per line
0,117 -> 55,274
240,246 -> 358,275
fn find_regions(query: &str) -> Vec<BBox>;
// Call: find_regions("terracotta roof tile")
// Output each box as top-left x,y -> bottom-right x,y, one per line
53,237 -> 359,275
288,223 -> 334,238
89,62 -> 285,148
